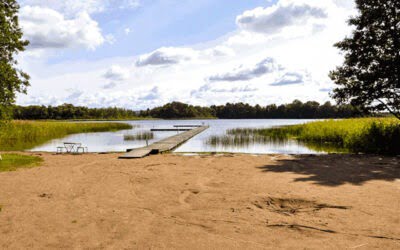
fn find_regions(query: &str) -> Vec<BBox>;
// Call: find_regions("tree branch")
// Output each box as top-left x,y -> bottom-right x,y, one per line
377,99 -> 400,120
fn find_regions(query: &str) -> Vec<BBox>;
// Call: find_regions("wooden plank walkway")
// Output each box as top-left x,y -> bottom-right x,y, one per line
173,125 -> 202,128
119,126 -> 209,159
150,128 -> 191,131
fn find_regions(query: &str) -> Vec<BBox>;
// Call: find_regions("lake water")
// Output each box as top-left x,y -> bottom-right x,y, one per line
30,119 -> 324,154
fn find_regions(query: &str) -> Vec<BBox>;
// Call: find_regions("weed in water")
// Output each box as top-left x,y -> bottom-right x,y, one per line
124,131 -> 154,141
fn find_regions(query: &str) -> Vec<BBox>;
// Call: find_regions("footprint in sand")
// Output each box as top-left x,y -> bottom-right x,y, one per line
178,189 -> 200,207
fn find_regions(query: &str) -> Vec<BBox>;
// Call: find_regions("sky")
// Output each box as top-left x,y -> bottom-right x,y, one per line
16,0 -> 356,109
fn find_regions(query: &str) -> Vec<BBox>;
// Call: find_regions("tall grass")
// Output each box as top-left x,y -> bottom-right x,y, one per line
228,118 -> 400,155
0,121 -> 132,151
124,131 -> 154,141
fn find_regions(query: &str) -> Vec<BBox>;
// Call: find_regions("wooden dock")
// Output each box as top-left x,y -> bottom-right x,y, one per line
150,128 -> 191,131
173,125 -> 202,128
119,126 -> 209,159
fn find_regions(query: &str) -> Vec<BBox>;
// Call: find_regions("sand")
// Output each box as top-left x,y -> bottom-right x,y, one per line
0,153 -> 399,249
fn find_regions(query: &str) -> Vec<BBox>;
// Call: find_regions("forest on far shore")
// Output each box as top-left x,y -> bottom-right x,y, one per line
10,100 -> 365,120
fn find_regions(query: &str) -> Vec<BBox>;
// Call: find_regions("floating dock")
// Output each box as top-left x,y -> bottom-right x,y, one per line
119,126 -> 209,159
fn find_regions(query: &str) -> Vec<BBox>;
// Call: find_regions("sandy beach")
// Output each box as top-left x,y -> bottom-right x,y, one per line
0,153 -> 399,249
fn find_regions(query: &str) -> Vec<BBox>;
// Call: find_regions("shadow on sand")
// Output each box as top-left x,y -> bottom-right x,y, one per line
257,154 -> 400,186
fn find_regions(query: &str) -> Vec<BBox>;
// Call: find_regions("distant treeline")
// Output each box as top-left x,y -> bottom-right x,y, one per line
12,104 -> 138,120
139,100 -> 362,119
139,102 -> 214,119
12,100 -> 363,120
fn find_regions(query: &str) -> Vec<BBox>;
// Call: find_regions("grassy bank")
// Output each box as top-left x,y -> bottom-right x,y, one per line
0,154 -> 43,172
228,118 -> 400,155
0,121 -> 133,151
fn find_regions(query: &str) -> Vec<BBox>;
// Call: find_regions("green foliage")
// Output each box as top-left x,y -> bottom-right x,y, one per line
124,131 -> 154,141
0,121 -> 133,150
12,104 -> 139,120
141,102 -> 215,119
142,100 -> 362,119
0,154 -> 43,172
238,118 -> 400,155
211,100 -> 362,119
330,0 -> 400,119
0,1 -> 30,120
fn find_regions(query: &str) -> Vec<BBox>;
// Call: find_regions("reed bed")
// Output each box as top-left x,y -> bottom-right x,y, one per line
0,121 -> 132,151
227,118 -> 400,155
124,131 -> 154,141
207,133 -> 287,147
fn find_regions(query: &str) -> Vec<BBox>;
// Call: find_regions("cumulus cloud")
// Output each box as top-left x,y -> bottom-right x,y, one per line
319,88 -> 332,92
208,58 -> 281,82
103,65 -> 130,81
65,89 -> 84,102
20,6 -> 105,50
205,46 -> 236,57
236,1 -> 327,35
270,72 -> 304,86
139,87 -> 160,101
102,82 -> 118,89
191,84 -> 258,96
136,47 -> 198,67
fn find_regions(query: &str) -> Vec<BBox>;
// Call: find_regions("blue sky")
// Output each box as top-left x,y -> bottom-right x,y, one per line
17,0 -> 355,109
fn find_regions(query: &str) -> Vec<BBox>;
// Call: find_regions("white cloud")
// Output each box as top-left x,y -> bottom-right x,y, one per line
205,46 -> 236,57
103,65 -> 130,81
270,72 -> 305,86
65,89 -> 84,101
208,58 -> 282,82
20,6 -> 105,50
139,87 -> 160,101
191,84 -> 258,97
236,1 -> 327,35
136,47 -> 198,67
102,82 -> 118,89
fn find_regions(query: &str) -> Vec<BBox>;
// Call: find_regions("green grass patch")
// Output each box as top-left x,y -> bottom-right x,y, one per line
0,121 -> 133,151
0,154 -> 43,172
228,118 -> 400,155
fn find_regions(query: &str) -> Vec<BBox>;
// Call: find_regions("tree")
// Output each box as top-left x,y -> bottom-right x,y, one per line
330,0 -> 400,119
0,1 -> 29,120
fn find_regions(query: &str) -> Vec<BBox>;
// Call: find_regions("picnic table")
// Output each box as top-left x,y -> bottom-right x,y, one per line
57,142 -> 88,154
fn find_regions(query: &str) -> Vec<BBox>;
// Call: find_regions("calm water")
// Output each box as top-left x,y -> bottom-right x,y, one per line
30,119 -> 323,154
